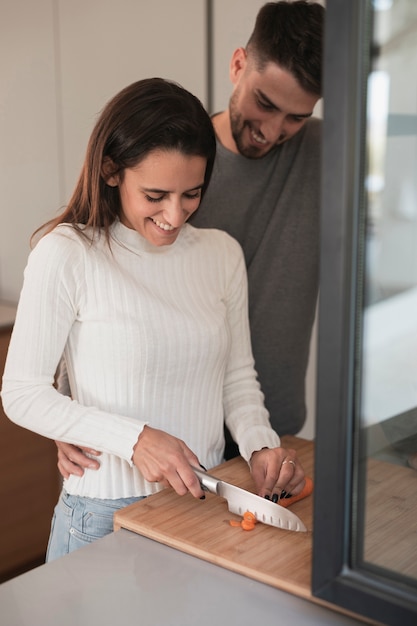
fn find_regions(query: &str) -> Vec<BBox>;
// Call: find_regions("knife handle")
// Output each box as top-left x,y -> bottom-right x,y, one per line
192,467 -> 221,495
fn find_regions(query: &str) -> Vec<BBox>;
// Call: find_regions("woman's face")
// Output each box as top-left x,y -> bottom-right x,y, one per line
110,149 -> 206,246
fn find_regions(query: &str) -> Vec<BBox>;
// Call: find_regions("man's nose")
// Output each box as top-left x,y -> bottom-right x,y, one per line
263,113 -> 287,142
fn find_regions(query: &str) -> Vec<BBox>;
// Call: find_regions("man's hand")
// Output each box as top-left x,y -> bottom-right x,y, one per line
55,441 -> 101,479
132,425 -> 205,499
249,446 -> 305,502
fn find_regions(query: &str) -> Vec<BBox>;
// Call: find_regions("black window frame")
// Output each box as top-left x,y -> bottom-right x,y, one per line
311,1 -> 417,624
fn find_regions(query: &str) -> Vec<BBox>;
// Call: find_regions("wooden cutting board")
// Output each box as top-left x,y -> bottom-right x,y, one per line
114,435 -> 315,599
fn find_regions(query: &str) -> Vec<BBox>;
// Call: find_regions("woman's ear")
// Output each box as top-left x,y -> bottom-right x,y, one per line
102,157 -> 118,187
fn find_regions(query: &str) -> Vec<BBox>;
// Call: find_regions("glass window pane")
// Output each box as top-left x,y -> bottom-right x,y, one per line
357,0 -> 417,584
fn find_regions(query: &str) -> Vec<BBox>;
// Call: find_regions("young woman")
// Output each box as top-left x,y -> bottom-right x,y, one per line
2,78 -> 305,561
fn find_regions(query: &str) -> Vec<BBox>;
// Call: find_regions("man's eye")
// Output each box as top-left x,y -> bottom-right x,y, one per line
257,98 -> 274,111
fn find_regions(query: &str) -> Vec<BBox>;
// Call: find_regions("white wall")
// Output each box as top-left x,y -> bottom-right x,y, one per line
56,0 -> 207,203
0,0 -> 61,303
0,0 -> 206,303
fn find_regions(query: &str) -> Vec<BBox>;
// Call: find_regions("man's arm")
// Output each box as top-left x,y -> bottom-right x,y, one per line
54,358 -> 101,479
56,441 -> 101,479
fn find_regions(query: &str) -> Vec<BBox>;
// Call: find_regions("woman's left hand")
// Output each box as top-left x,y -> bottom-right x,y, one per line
249,447 -> 305,501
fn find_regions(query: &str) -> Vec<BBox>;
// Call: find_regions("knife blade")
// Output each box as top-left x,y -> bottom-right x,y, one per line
193,467 -> 307,532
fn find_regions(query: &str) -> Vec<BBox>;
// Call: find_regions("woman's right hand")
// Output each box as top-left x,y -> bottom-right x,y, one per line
132,425 -> 205,499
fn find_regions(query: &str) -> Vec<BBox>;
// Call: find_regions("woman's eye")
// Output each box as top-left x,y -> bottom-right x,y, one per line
184,191 -> 201,200
145,191 -> 201,203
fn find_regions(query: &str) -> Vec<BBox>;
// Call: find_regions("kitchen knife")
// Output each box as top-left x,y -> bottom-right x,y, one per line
193,467 -> 307,532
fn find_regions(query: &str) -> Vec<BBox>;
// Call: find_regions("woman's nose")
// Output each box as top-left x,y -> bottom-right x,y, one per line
162,199 -> 185,228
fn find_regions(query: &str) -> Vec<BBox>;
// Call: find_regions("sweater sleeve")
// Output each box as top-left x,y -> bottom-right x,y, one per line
221,236 -> 281,460
1,231 -> 145,464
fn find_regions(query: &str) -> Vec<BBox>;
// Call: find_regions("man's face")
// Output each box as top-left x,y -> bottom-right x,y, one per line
229,49 -> 319,159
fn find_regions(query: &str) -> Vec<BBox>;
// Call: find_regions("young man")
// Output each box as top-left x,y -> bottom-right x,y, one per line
56,0 -> 324,474
190,0 -> 324,457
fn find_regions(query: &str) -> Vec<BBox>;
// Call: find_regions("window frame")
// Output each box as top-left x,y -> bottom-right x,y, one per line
311,1 -> 417,624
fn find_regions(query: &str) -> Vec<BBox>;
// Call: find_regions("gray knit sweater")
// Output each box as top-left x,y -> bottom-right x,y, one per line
190,117 -> 321,442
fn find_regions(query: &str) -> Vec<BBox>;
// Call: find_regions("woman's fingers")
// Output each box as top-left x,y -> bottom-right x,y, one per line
250,446 -> 305,499
132,426 -> 204,498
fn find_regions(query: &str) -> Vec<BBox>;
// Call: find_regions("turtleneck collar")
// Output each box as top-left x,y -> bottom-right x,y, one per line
109,219 -> 192,255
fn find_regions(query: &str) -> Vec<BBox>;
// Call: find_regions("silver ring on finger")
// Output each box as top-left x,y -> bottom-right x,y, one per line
282,459 -> 296,468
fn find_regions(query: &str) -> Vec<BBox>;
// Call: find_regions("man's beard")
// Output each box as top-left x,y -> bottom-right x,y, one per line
229,94 -> 273,159
231,120 -> 263,158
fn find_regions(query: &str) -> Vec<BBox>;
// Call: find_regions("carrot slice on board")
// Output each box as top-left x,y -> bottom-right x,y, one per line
229,510 -> 257,530
241,519 -> 256,531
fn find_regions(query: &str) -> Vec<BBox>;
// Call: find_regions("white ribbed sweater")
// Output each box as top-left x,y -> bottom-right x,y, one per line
2,221 -> 280,498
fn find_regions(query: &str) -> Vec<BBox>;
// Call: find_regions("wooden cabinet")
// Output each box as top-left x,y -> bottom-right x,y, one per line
0,324 -> 61,582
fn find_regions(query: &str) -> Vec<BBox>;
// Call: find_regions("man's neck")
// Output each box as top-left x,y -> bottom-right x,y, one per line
211,110 -> 239,154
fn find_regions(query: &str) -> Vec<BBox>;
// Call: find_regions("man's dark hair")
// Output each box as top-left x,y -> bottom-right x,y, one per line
246,1 -> 324,96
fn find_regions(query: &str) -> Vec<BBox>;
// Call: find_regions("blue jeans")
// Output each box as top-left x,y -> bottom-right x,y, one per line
46,490 -> 145,562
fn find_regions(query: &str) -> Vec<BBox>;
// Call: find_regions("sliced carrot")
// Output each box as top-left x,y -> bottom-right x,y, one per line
241,519 -> 256,531
278,476 -> 313,508
229,510 -> 257,530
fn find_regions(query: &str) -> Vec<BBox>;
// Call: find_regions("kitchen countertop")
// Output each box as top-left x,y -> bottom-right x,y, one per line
0,527 -> 368,626
0,436 -> 375,625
